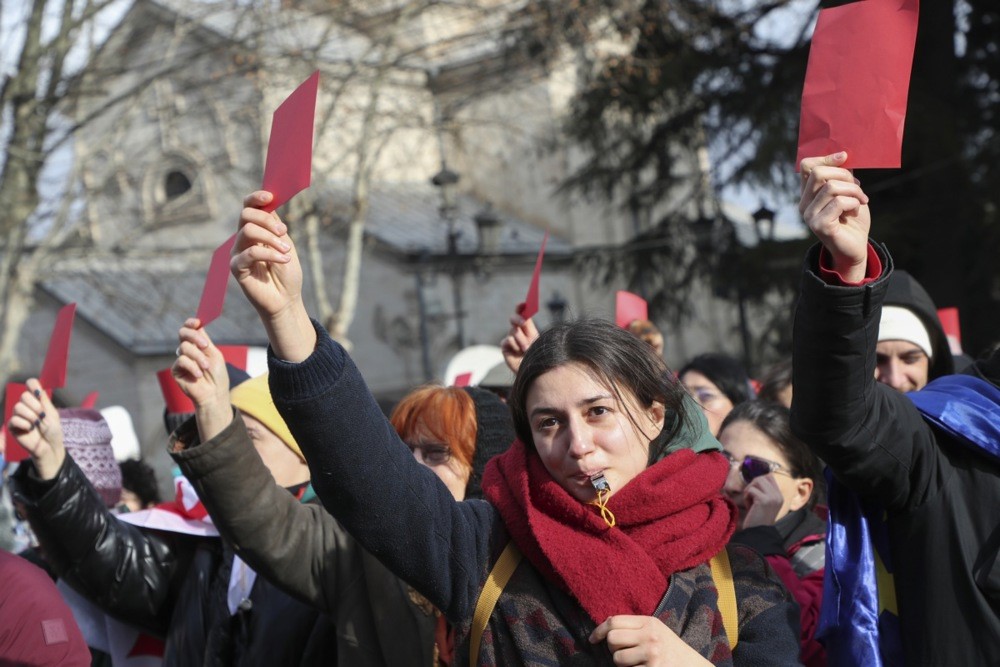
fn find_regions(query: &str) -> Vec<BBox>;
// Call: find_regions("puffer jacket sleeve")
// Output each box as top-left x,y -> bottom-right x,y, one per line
10,455 -> 182,634
170,412 -> 354,613
790,243 -> 946,511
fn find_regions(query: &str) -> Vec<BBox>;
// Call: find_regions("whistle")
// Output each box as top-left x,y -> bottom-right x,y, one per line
589,472 -> 610,494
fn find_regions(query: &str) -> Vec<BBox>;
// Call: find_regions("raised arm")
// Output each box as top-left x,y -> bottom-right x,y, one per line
170,322 -> 354,613
9,381 -> 181,632
791,153 -> 941,510
231,192 -> 498,621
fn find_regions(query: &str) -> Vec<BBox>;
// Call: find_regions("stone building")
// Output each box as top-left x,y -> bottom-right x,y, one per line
16,0 -> 751,491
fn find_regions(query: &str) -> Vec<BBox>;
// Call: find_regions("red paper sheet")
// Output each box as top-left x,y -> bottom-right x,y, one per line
937,307 -> 962,354
196,233 -> 238,326
4,382 -> 29,462
796,0 -> 920,169
158,369 -> 195,415
517,233 -> 549,320
453,372 -> 473,388
218,345 -> 249,371
39,303 -> 77,390
615,291 -> 648,328
261,71 -> 320,213
80,392 -> 99,409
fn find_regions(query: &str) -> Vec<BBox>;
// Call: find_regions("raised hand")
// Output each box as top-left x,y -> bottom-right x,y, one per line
231,191 -> 316,363
740,474 -> 785,529
799,152 -> 871,283
8,379 -> 64,480
501,312 -> 539,373
173,318 -> 229,406
231,191 -> 301,319
589,615 -> 712,666
172,319 -> 234,442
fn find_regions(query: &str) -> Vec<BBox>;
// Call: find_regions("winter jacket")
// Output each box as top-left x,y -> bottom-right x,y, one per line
169,413 -> 439,667
10,454 -> 335,666
791,242 -> 1000,665
265,321 -> 802,665
732,507 -> 826,666
0,549 -> 90,666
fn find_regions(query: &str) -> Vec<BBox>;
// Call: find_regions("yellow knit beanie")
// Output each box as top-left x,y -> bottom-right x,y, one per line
229,374 -> 303,461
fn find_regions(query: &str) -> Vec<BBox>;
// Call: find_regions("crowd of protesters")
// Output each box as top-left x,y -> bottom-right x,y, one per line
0,150 -> 998,666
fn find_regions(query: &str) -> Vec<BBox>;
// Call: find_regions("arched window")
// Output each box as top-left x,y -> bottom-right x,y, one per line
164,170 -> 192,200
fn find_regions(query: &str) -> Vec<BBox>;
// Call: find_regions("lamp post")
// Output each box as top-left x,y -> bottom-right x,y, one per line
474,204 -> 502,254
752,204 -> 776,243
546,292 -> 568,324
431,165 -> 466,349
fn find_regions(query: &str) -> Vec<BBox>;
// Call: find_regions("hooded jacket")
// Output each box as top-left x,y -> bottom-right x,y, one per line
792,243 -> 1000,665
883,269 -> 954,379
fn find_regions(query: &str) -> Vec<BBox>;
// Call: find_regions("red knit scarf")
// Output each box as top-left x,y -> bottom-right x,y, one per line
482,440 -> 736,624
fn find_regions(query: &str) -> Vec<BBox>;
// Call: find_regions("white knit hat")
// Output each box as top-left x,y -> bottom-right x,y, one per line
878,306 -> 934,359
100,406 -> 141,462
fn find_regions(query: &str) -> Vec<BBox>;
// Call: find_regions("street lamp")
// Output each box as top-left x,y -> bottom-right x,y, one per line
431,164 -> 466,348
752,204 -> 776,242
431,167 -> 460,218
546,292 -> 568,324
474,204 -> 502,254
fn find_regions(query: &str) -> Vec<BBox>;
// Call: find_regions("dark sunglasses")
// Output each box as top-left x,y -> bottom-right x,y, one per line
406,442 -> 452,466
723,452 -> 792,484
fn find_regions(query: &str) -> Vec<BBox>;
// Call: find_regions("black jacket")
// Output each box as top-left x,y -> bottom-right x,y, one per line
791,243 -> 1000,665
11,456 -> 336,666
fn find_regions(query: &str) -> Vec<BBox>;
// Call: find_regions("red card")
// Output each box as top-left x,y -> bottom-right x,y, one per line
261,70 -> 320,213
80,391 -> 99,409
615,291 -> 648,328
157,369 -> 195,415
937,307 -> 962,355
4,382 -> 30,463
39,303 -> 77,390
517,233 -> 549,319
796,0 -> 919,169
196,233 -> 237,326
453,372 -> 473,388
218,345 -> 249,371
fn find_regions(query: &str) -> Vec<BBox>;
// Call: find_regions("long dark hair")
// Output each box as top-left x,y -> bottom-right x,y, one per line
508,319 -> 690,463
678,352 -> 754,406
719,400 -> 824,508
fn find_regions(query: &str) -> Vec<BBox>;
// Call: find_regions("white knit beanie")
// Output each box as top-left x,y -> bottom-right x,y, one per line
878,306 -> 934,359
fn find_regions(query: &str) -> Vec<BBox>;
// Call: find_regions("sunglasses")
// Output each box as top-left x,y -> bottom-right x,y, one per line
406,442 -> 452,466
723,452 -> 792,484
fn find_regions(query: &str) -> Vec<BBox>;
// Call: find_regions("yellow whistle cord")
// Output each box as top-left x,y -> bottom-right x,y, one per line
589,487 -> 616,528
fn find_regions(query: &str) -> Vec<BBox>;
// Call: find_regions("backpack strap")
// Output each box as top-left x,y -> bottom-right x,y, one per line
470,541 -> 523,667
470,542 -> 737,663
709,547 -> 739,650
